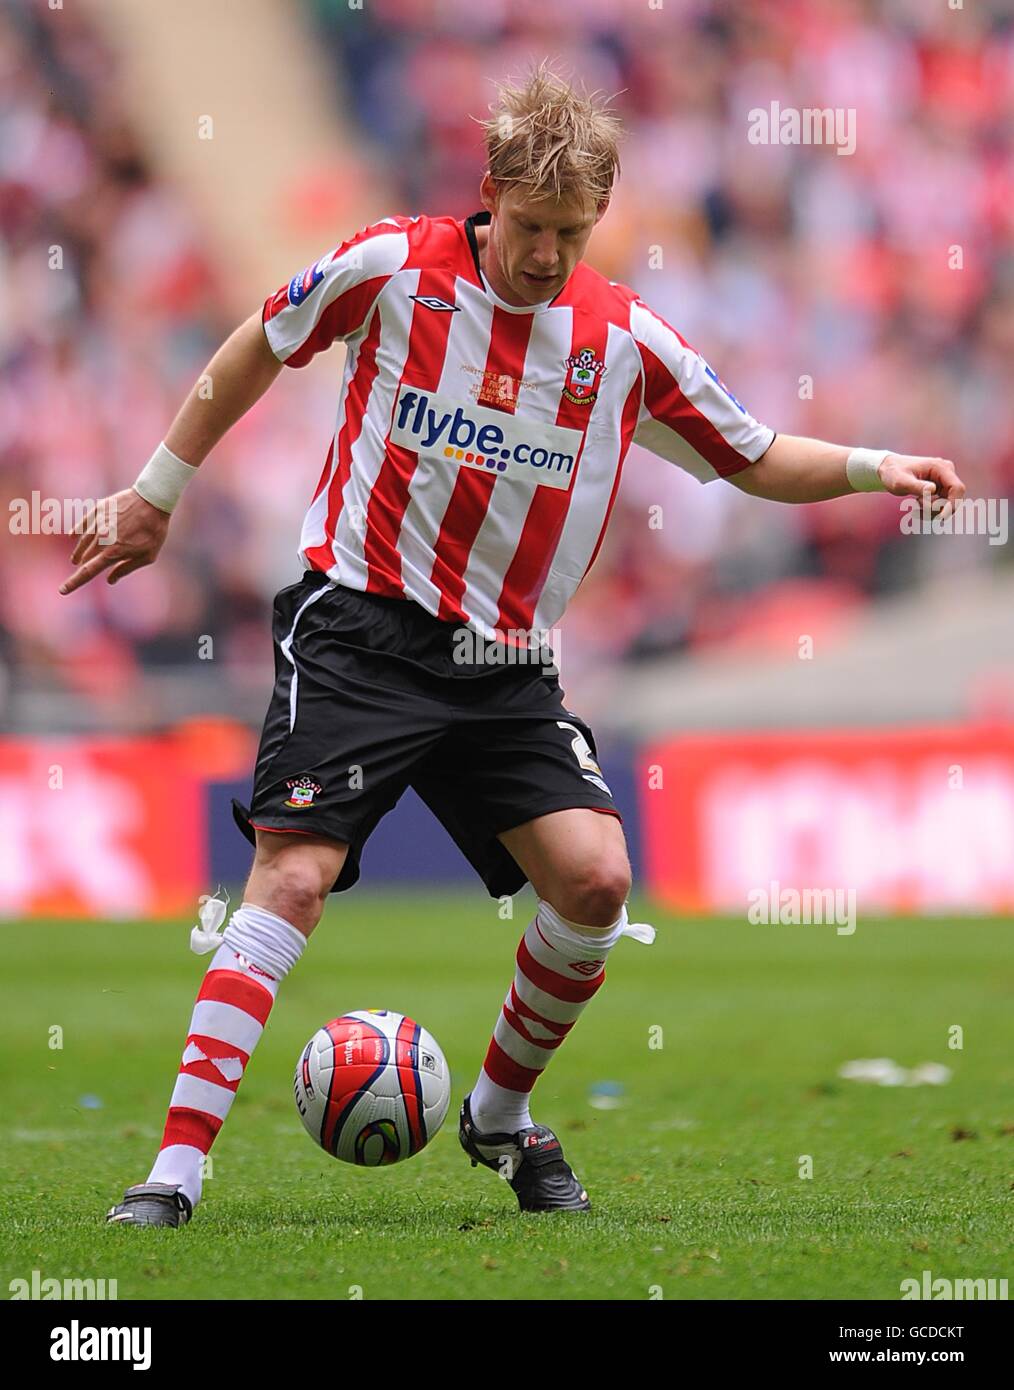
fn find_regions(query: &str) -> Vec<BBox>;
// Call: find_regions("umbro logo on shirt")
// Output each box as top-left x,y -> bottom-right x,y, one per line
410,294 -> 460,313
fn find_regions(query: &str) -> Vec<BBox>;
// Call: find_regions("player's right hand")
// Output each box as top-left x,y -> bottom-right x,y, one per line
59,488 -> 171,595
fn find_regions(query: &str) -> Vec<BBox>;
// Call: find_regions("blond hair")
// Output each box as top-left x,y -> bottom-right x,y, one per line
480,63 -> 622,205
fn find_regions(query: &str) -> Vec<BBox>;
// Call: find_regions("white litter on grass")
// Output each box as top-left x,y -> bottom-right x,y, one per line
839,1059 -> 952,1087
907,1063 -> 953,1086
588,1081 -> 626,1110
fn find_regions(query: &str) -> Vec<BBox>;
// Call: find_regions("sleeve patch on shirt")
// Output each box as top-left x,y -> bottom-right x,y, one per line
703,361 -> 747,414
288,254 -> 331,307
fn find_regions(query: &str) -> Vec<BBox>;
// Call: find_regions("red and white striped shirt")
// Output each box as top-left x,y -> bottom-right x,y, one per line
263,212 -> 774,640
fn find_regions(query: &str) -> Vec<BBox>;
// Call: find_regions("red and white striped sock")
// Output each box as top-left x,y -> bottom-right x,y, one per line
146,904 -> 306,1209
469,900 -> 635,1136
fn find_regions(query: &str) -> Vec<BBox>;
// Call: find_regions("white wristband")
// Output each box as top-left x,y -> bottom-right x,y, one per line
846,447 -> 889,493
133,442 -> 199,514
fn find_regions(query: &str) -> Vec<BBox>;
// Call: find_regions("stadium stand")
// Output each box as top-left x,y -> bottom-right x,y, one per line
1,0 -> 1010,734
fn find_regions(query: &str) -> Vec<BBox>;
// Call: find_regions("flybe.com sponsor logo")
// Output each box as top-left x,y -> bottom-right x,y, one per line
390,387 -> 582,490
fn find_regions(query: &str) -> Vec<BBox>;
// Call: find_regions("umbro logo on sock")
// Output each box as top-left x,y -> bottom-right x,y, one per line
569,958 -> 605,976
235,953 -> 276,981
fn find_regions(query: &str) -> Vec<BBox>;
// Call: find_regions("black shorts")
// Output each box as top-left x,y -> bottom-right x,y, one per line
232,574 -> 620,897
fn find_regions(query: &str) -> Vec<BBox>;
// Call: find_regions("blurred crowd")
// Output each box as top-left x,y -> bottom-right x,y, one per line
1,0 -> 1012,728
0,0 -> 332,727
310,0 -> 1014,680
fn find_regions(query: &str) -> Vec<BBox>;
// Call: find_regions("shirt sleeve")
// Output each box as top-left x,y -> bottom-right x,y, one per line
630,298 -> 775,482
261,219 -> 412,368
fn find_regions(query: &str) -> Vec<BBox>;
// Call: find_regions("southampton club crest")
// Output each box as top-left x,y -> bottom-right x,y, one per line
284,777 -> 322,809
562,347 -> 607,406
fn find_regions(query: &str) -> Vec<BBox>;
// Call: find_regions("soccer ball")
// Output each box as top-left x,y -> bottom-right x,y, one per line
294,1009 -> 451,1165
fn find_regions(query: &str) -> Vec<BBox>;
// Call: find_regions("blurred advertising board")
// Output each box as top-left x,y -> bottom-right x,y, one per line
0,723 -> 639,917
640,724 -> 1014,916
0,721 -> 254,919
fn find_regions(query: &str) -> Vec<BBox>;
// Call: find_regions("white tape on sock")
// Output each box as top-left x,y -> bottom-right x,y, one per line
536,900 -> 655,954
222,903 -> 307,979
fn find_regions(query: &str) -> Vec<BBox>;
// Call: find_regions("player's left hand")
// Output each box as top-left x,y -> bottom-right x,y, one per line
879,454 -> 966,519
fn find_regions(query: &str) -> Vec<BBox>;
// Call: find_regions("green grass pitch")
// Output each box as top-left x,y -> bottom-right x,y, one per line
1,893 -> 1010,1301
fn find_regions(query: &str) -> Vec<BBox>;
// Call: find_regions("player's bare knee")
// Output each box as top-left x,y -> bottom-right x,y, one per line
271,871 -> 328,931
248,838 -> 342,933
550,859 -> 631,928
